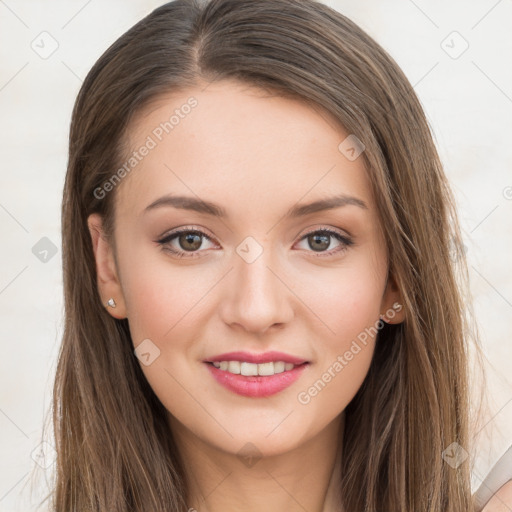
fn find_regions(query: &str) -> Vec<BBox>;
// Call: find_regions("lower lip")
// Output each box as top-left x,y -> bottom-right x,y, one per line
204,362 -> 309,397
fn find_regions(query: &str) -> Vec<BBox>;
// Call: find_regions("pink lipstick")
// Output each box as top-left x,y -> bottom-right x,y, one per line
203,351 -> 310,398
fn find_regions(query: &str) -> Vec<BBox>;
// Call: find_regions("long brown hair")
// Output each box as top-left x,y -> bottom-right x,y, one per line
46,0 -> 478,509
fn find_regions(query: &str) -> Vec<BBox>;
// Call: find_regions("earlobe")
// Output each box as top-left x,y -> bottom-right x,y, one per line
87,213 -> 127,319
380,274 -> 405,325
380,301 -> 405,324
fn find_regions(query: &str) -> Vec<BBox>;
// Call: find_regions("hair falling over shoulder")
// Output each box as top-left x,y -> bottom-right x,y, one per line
42,0 -> 482,510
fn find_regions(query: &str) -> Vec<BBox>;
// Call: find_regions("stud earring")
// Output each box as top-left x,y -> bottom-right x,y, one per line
106,297 -> 116,308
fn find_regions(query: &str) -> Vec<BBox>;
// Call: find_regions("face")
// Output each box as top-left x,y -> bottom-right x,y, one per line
88,79 -> 403,458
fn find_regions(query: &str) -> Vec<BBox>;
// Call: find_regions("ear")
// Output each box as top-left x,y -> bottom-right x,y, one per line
379,273 -> 405,325
87,213 -> 127,319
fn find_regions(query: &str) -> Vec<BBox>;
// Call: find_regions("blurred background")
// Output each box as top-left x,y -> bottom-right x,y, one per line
0,0 -> 511,510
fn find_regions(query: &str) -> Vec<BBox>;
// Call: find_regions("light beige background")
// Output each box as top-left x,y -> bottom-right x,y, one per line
0,0 -> 511,510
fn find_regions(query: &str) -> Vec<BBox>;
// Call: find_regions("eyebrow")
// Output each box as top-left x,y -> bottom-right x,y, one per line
143,193 -> 368,218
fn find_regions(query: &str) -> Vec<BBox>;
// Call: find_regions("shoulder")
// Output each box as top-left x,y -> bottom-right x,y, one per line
474,444 -> 512,511
481,480 -> 512,512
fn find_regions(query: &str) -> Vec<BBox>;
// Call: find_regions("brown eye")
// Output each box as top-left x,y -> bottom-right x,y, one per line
295,228 -> 353,257
178,232 -> 203,251
156,227 -> 218,259
307,232 -> 330,252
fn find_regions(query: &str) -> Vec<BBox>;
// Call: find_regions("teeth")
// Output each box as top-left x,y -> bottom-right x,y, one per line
211,360 -> 299,376
256,362 -> 273,376
228,361 -> 240,374
241,362 -> 259,376
274,361 -> 285,373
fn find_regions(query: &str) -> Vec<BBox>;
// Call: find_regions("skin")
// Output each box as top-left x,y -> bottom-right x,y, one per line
482,481 -> 512,511
88,79 -> 405,512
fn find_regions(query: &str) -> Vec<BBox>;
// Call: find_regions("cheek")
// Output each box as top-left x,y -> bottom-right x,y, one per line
118,249 -> 222,407
291,257 -> 384,410
295,256 -> 385,347
120,247 -> 216,342
293,300 -> 380,432
119,254 -> 214,422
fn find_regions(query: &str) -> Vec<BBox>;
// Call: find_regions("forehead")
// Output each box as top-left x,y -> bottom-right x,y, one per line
115,79 -> 374,218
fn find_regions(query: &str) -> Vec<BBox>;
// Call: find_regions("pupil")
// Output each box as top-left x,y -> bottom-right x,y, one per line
180,232 -> 202,251
309,233 -> 329,251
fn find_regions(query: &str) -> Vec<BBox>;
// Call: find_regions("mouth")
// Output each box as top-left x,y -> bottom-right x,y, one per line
203,353 -> 310,397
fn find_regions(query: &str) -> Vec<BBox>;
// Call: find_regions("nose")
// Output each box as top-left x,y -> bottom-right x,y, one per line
218,244 -> 294,335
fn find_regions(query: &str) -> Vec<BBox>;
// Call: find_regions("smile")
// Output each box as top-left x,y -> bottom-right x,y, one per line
204,361 -> 309,397
211,360 -> 297,376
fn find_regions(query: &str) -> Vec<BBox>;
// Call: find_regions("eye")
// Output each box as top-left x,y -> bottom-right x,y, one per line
156,226 -> 353,260
156,227 -> 218,259
294,228 -> 353,257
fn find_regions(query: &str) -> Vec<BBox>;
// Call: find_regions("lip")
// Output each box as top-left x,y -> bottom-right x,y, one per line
204,361 -> 310,398
204,351 -> 308,365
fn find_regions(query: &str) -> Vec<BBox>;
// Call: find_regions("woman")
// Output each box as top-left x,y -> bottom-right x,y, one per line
49,0 -> 511,510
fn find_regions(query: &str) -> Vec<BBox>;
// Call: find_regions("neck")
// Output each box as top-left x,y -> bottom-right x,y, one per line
169,412 -> 345,512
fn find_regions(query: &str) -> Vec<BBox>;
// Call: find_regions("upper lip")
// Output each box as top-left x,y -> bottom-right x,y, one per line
205,351 -> 309,365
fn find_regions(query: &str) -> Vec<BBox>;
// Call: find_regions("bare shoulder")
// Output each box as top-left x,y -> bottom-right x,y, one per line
481,480 -> 512,511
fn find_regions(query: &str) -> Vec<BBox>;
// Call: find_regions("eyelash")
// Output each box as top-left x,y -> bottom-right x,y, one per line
156,225 -> 354,260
